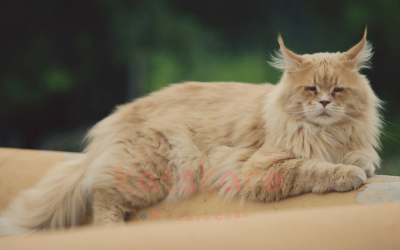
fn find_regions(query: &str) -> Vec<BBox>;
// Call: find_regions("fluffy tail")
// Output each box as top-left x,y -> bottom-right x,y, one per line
0,155 -> 89,235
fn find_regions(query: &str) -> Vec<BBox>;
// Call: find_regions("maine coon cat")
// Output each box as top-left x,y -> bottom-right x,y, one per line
0,29 -> 382,235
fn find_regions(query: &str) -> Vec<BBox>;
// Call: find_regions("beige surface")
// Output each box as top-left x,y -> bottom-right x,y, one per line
1,203 -> 400,250
130,174 -> 400,223
0,148 -> 79,210
0,147 -> 400,249
1,147 -> 399,223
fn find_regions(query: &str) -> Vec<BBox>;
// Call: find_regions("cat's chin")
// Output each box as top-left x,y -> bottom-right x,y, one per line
317,112 -> 331,118
307,115 -> 339,126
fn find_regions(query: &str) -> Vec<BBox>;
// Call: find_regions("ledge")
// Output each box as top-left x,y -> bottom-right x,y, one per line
0,147 -> 399,249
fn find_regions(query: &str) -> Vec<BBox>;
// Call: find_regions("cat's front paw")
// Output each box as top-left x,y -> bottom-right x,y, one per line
332,165 -> 367,192
343,152 -> 375,177
354,160 -> 375,177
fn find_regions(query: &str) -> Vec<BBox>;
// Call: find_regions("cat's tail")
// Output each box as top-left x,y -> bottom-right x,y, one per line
0,155 -> 90,235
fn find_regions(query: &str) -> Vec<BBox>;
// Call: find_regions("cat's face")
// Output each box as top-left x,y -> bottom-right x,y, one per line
283,56 -> 369,126
272,30 -> 374,127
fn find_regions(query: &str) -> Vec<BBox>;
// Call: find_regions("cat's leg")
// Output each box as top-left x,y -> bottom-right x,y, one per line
91,169 -> 172,227
343,150 -> 377,177
92,189 -> 126,226
240,147 -> 367,202
90,163 -> 173,227
85,127 -> 176,226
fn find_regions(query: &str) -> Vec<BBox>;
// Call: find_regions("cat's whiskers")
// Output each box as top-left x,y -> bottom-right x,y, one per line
342,114 -> 398,142
342,107 -> 396,127
376,129 -> 400,143
289,110 -> 307,120
284,107 -> 304,113
332,107 -> 362,118
342,114 -> 366,126
380,132 -> 400,143
288,109 -> 305,115
285,107 -> 305,116
342,108 -> 364,116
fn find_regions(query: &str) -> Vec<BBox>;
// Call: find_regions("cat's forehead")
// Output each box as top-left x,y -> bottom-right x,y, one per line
303,52 -> 341,66
302,52 -> 344,85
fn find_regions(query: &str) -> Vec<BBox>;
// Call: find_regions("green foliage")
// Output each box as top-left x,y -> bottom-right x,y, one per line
147,51 -> 280,93
41,67 -> 74,93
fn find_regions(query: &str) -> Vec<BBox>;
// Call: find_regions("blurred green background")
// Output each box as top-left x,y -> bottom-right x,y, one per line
0,1 -> 399,175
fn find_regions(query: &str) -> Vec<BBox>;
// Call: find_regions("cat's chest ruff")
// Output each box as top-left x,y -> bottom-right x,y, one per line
287,126 -> 349,163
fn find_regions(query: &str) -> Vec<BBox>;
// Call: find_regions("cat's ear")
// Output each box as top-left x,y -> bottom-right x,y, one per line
342,28 -> 373,70
270,34 -> 303,72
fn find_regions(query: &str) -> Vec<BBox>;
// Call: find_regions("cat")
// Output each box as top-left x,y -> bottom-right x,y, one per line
0,29 -> 382,235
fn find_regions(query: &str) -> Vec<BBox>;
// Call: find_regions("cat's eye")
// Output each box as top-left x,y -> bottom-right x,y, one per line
306,86 -> 317,91
333,88 -> 344,92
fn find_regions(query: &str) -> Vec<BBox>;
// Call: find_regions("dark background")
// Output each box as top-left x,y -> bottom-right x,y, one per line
1,1 -> 399,175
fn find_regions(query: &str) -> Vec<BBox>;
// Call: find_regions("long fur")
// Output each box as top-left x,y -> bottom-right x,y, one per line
0,32 -> 383,235
0,156 -> 89,235
269,49 -> 287,71
356,41 -> 373,70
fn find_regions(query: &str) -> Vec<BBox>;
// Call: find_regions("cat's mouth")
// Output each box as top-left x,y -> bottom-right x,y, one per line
317,111 -> 331,118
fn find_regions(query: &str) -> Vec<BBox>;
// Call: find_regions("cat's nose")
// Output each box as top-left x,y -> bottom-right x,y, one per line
319,100 -> 331,107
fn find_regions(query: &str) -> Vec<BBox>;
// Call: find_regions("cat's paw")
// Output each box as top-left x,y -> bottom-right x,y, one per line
354,160 -> 375,177
332,165 -> 367,192
343,152 -> 375,177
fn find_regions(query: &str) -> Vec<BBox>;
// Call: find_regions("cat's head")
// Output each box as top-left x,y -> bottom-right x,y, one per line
270,29 -> 381,127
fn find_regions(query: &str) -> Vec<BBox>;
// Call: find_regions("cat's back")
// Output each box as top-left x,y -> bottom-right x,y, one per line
88,81 -> 273,157
158,81 -> 273,100
130,81 -> 274,117
101,81 -> 275,142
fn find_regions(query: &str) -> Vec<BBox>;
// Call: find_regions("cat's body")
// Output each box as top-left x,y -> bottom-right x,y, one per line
0,30 -> 382,235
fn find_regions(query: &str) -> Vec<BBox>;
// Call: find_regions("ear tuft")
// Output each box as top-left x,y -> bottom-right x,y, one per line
269,34 -> 303,72
356,40 -> 373,70
343,28 -> 374,70
269,49 -> 287,71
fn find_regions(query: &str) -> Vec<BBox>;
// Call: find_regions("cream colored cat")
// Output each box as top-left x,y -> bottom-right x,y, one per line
0,29 -> 382,235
